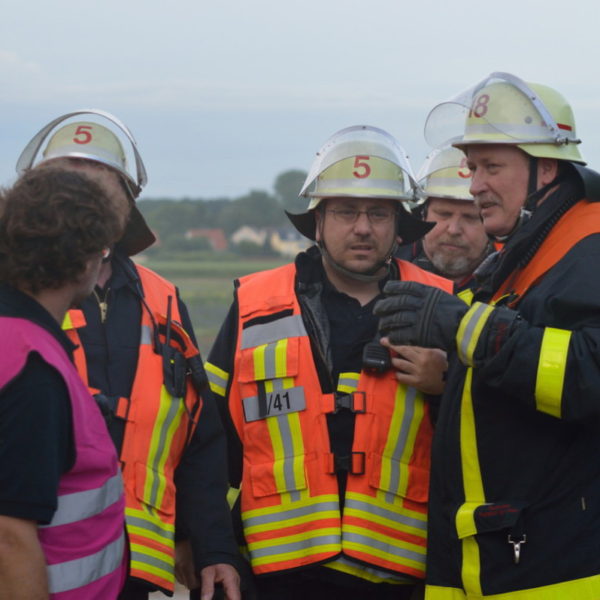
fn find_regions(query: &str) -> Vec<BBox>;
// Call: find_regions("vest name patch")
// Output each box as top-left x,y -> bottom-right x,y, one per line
243,386 -> 306,422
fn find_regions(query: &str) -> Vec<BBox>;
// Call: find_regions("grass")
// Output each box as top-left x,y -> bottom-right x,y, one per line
138,254 -> 289,356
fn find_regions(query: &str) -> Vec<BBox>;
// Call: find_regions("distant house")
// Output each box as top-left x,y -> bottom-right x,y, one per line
270,228 -> 309,258
230,226 -> 269,247
185,228 -> 228,251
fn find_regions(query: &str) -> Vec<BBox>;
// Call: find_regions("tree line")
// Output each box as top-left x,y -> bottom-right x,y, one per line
138,169 -> 308,253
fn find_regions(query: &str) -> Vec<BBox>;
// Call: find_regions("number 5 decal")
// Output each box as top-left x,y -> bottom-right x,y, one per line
353,155 -> 371,178
73,125 -> 93,144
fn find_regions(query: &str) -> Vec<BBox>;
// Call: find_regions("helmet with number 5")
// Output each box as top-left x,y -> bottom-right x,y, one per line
16,109 -> 154,255
417,146 -> 474,203
424,72 -> 584,164
287,125 -> 433,244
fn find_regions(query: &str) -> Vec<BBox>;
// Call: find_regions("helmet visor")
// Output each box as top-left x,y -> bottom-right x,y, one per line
300,125 -> 416,198
424,72 -> 580,149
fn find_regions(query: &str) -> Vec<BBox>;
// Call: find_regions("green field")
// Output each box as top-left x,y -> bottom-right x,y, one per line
139,255 -> 289,357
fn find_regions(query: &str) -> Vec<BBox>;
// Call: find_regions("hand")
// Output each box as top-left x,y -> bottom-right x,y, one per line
380,339 -> 448,395
200,563 -> 241,600
175,539 -> 198,589
374,281 -> 468,351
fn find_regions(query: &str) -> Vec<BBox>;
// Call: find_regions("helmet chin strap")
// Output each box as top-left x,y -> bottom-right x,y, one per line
318,240 -> 397,282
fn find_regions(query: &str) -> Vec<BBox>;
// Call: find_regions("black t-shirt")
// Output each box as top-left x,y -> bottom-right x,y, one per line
0,284 -> 75,524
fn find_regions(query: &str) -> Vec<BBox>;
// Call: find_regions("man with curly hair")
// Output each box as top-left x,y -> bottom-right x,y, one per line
0,168 -> 127,598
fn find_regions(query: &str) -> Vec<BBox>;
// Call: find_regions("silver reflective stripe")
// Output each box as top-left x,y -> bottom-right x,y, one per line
130,545 -> 173,571
250,533 -> 340,559
277,411 -> 301,501
466,122 -> 554,141
458,303 -> 489,364
329,555 -> 412,582
337,374 -> 359,392
244,500 -> 339,528
148,393 -> 182,509
345,497 -> 427,532
318,177 -> 401,191
385,386 -> 417,503
206,366 -> 228,393
263,341 -> 279,379
47,531 -> 125,593
344,530 -> 425,563
140,324 -> 153,345
126,513 -> 173,539
242,315 -> 306,349
41,473 -> 123,528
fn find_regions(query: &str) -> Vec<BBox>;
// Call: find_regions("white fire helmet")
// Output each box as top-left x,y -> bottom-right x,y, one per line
416,146 -> 473,203
289,125 -> 433,243
16,110 -> 154,255
424,72 -> 585,165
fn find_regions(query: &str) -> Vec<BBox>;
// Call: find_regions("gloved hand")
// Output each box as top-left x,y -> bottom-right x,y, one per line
374,281 -> 468,351
374,281 -> 522,364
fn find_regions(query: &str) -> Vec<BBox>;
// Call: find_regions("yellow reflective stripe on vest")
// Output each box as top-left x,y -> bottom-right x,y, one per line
241,314 -> 306,349
126,507 -> 175,546
345,491 -> 427,537
265,376 -> 306,501
535,328 -> 571,418
248,528 -> 341,567
457,303 -> 495,366
205,361 -> 229,397
252,339 -> 289,380
47,532 -> 125,594
427,573 -> 600,599
243,495 -> 339,533
325,555 -> 409,584
144,386 -> 186,509
457,288 -> 474,306
457,368 -> 484,596
130,541 -> 174,583
425,585 -> 467,599
337,372 -> 360,394
379,386 -> 423,500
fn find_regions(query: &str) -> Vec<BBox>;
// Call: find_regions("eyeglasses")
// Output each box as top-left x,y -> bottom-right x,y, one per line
326,207 -> 396,225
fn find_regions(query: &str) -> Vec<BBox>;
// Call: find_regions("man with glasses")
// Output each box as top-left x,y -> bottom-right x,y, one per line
205,126 -> 453,599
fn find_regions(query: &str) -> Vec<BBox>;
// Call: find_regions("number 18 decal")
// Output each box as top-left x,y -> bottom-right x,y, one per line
73,125 -> 93,144
353,155 -> 371,178
469,94 -> 490,119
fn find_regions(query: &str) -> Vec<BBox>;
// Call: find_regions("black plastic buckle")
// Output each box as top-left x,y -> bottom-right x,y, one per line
334,391 -> 366,414
329,452 -> 366,475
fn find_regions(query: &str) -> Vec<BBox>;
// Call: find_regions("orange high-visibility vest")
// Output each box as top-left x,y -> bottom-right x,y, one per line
229,260 -> 452,579
64,264 -> 201,593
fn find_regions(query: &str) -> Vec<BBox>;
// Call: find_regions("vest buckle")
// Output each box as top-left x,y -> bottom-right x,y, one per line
328,451 -> 366,475
334,391 -> 366,414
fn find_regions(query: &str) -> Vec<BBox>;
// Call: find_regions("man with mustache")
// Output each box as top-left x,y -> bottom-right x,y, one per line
374,72 -> 600,599
205,125 -> 453,599
397,147 -> 493,297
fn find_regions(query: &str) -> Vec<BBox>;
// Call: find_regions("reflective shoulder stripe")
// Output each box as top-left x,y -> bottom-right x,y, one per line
241,314 -> 306,349
456,302 -> 495,366
535,327 -> 571,418
47,531 -> 125,594
456,288 -> 474,306
41,473 -> 123,528
205,361 -> 229,396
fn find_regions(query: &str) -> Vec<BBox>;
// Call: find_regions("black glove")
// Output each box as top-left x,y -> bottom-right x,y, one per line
374,281 -> 468,351
374,281 -> 522,364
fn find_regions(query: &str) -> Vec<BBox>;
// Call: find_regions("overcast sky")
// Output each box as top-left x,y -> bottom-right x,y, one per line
2,0 -> 599,199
